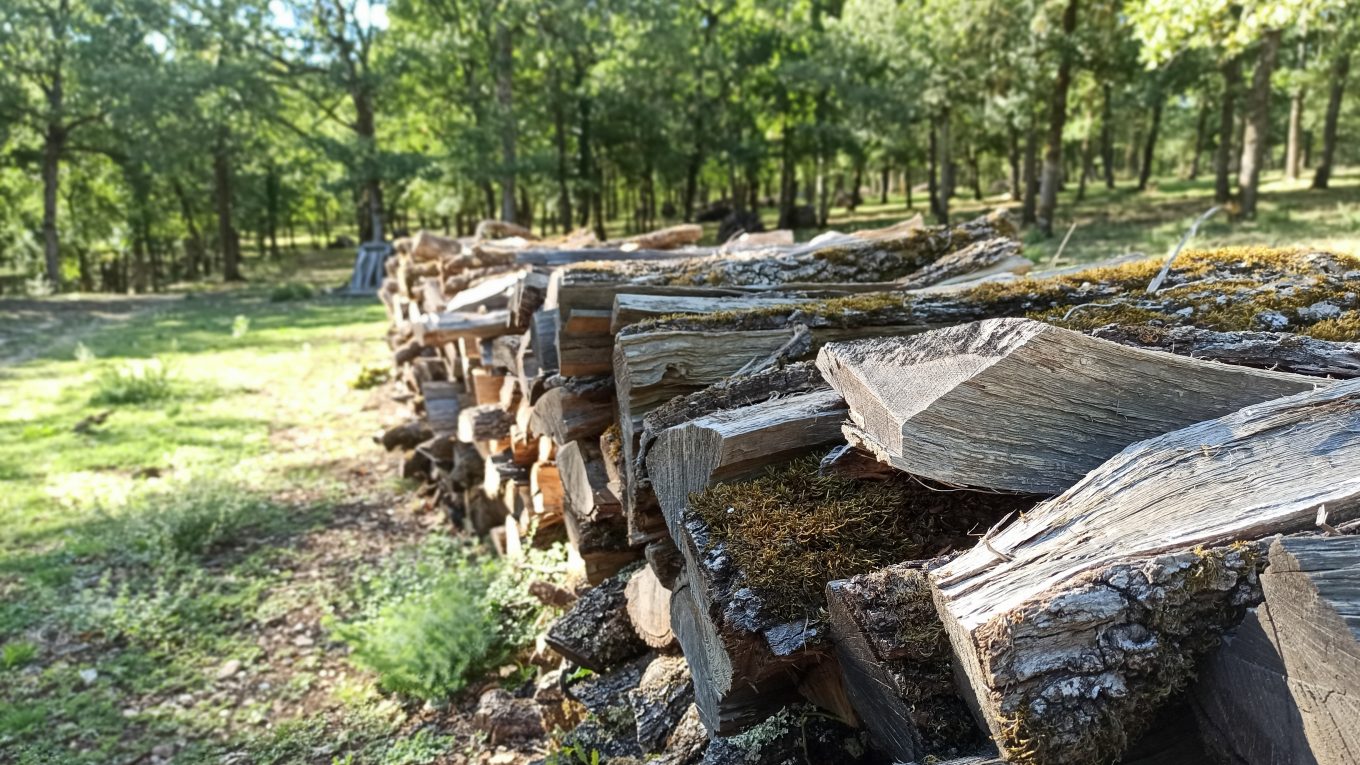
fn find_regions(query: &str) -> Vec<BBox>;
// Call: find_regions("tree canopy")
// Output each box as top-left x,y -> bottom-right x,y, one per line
0,0 -> 1354,291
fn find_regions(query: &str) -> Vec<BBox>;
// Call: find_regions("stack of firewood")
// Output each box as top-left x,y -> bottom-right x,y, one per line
379,216 -> 1360,765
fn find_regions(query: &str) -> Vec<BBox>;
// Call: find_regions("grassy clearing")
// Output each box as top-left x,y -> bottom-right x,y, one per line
0,251 -> 563,764
684,167 -> 1360,265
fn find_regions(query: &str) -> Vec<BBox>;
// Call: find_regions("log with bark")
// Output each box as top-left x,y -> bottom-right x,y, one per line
1195,534 -> 1360,765
1089,323 -> 1360,378
420,380 -> 462,436
545,564 -> 648,672
414,309 -> 511,346
628,654 -> 694,752
929,379 -> 1360,764
818,318 -> 1326,494
557,439 -> 638,584
894,236 -> 1031,290
527,374 -> 616,445
456,404 -> 512,444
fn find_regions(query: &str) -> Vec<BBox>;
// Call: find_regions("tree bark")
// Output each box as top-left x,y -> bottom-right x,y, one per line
938,106 -> 953,225
552,87 -> 573,230
1312,51 -> 1349,189
214,135 -> 243,282
1022,121 -> 1039,225
1189,98 -> 1210,180
1100,84 -> 1116,189
1138,92 -> 1164,191
495,21 -> 516,223
1008,126 -> 1021,201
1216,57 -> 1242,204
41,120 -> 64,288
1238,31 -> 1282,219
1037,0 -> 1079,236
1286,39 -> 1308,182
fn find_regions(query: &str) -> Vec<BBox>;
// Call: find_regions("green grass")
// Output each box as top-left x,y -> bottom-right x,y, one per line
0,249 -> 530,763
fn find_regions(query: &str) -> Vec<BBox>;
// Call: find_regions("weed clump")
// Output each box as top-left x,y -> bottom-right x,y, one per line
90,359 -> 177,406
349,363 -> 391,390
269,283 -> 315,302
689,454 -> 1032,623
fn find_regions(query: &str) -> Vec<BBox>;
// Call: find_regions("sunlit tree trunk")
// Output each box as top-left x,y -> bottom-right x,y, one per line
1312,52 -> 1348,190
1238,30 -> 1282,219
1037,0 -> 1079,236
1215,57 -> 1241,204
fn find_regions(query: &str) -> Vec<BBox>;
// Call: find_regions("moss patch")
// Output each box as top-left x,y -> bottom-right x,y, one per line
689,455 -> 1033,623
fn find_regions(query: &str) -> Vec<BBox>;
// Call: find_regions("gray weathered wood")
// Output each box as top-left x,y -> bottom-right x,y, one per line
1090,323 -> 1360,378
527,374 -> 615,445
1196,534 -> 1360,765
930,379 -> 1360,765
895,236 -> 1030,290
610,294 -> 816,334
626,564 -> 677,650
818,317 -> 1327,494
456,404 -> 512,444
415,309 -> 511,346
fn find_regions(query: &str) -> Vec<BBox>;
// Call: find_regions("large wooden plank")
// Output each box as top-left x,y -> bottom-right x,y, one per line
818,317 -> 1326,494
929,379 -> 1360,765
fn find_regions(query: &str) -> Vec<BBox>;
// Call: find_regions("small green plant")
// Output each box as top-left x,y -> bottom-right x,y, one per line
73,342 -> 95,364
231,314 -> 251,339
90,359 -> 176,405
544,745 -> 601,765
269,283 -> 315,302
349,363 -> 391,390
1,641 -> 38,669
103,483 -> 286,565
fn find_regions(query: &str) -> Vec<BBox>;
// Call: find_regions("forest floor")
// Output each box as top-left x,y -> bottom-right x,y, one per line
0,170 -> 1356,765
0,251 -> 543,765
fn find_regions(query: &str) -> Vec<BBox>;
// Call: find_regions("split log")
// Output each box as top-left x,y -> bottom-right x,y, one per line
826,564 -> 983,763
443,269 -> 520,313
626,565 -> 676,649
409,230 -> 461,262
895,236 -> 1030,290
414,309 -> 511,346
472,688 -> 544,744
470,368 -> 506,406
475,219 -> 536,241
628,655 -> 694,753
456,404 -> 512,443
610,223 -> 703,251
818,317 -> 1326,494
647,389 -> 847,538
380,418 -> 431,452
929,379 -> 1360,765
558,439 -> 637,584
527,375 -> 615,444
1090,323 -> 1360,378
545,565 -> 648,672
1195,534 -> 1360,765
610,294 -> 816,334
645,538 -> 685,591
421,381 -> 462,436
531,308 -> 560,374
508,270 -> 549,331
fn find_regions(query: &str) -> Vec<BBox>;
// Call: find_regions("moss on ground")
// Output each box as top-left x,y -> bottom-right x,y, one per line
688,455 -> 1034,624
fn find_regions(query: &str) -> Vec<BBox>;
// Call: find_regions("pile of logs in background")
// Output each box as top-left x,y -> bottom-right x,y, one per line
378,215 -> 1360,765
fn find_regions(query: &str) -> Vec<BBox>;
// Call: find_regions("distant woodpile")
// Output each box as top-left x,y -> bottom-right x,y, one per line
377,215 -> 1360,765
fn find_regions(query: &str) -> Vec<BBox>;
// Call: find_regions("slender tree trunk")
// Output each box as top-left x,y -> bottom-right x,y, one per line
1076,130 -> 1092,202
880,163 -> 890,205
1037,0 -> 1080,236
928,120 -> 942,222
1008,126 -> 1022,201
172,180 -> 203,279
1022,120 -> 1039,225
495,22 -> 516,223
1100,85 -> 1116,189
851,160 -> 864,208
1239,30 -> 1282,219
968,144 -> 983,201
1312,52 -> 1350,189
777,116 -> 796,228
1138,94 -> 1164,191
265,165 -> 281,258
905,161 -> 913,210
1215,57 -> 1242,204
214,136 -> 243,282
42,123 -> 64,288
939,107 -> 953,225
1286,38 -> 1308,182
1189,100 -> 1210,180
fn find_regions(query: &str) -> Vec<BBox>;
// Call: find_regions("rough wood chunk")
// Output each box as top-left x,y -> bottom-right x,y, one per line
930,379 -> 1360,765
826,564 -> 982,763
818,317 -> 1326,494
421,380 -> 462,436
628,654 -> 694,753
456,404 -> 512,443
610,294 -> 815,334
558,439 -> 637,584
414,309 -> 510,346
527,375 -> 615,444
895,237 -> 1030,290
1196,534 -> 1360,765
647,390 -> 847,538
1090,323 -> 1360,378
545,566 -> 648,672
626,565 -> 676,649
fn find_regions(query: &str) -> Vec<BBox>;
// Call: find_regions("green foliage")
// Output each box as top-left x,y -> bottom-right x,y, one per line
105,483 -> 286,564
0,642 -> 37,670
231,315 -> 251,339
543,745 -> 602,765
336,539 -> 568,701
90,358 -> 176,405
349,363 -> 392,389
269,282 -> 316,302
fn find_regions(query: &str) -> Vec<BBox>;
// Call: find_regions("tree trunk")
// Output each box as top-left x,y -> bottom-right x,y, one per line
1312,52 -> 1349,189
928,123 -> 941,222
1189,99 -> 1210,180
552,88 -> 573,230
1215,57 -> 1242,204
41,123 -> 64,289
1101,84 -> 1116,189
1037,0 -> 1079,236
1286,39 -> 1308,182
495,22 -> 516,223
880,163 -> 890,205
265,165 -> 281,258
938,107 -> 953,224
1008,126 -> 1021,201
1239,30 -> 1282,219
1022,121 -> 1039,225
1138,93 -> 1164,191
214,136 -> 244,282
